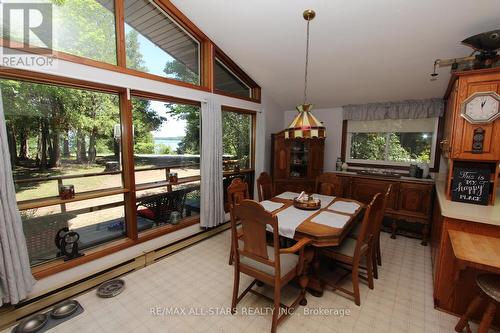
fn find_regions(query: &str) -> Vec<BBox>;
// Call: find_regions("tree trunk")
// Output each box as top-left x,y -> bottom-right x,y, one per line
49,131 -> 61,167
88,127 -> 97,164
62,133 -> 70,158
40,120 -> 48,169
36,123 -> 42,167
76,130 -> 87,163
6,122 -> 17,166
19,128 -> 29,160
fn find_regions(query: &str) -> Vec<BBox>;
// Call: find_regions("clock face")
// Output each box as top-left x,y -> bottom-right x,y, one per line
461,92 -> 500,124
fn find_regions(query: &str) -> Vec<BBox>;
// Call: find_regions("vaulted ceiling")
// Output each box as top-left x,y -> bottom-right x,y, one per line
171,0 -> 500,109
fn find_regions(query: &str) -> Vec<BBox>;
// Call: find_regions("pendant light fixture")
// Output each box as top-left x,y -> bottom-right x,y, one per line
285,9 -> 326,139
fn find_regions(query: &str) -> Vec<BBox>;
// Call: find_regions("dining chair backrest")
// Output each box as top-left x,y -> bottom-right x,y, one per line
375,185 -> 392,232
233,200 -> 281,273
256,172 -> 274,201
227,178 -> 249,210
315,172 -> 342,196
355,193 -> 383,257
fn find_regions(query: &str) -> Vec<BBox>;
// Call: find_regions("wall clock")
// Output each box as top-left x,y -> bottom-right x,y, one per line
461,91 -> 500,124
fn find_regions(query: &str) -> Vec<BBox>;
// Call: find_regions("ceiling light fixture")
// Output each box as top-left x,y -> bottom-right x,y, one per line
285,9 -> 326,139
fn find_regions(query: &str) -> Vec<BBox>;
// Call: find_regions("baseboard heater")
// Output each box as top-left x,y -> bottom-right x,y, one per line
0,222 -> 230,330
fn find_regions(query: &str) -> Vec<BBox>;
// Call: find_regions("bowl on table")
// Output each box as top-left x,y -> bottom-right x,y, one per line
293,196 -> 321,210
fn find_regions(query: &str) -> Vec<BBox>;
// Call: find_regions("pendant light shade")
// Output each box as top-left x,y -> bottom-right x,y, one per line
285,104 -> 326,139
285,9 -> 326,139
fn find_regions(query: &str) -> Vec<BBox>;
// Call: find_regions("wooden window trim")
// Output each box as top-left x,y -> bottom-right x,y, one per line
0,0 -> 262,102
131,90 -> 201,107
221,105 -> 257,170
215,48 -> 261,103
341,117 -> 443,172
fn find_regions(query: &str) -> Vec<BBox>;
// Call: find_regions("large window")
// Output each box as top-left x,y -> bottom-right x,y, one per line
2,0 -> 117,64
132,96 -> 201,229
1,78 -> 126,266
346,118 -> 438,166
124,0 -> 200,85
222,108 -> 255,170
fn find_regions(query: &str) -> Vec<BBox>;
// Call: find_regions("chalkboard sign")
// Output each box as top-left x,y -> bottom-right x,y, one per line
451,167 -> 490,205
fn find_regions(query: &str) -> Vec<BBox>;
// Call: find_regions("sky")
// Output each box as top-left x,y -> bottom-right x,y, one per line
149,101 -> 187,138
125,25 -> 187,138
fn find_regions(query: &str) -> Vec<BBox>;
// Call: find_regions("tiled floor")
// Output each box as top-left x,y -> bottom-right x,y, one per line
7,231 -> 498,333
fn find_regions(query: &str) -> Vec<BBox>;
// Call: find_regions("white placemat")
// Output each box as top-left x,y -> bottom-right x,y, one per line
260,200 -> 284,213
311,194 -> 336,208
311,211 -> 350,229
329,200 -> 360,214
275,191 -> 300,200
273,206 -> 318,238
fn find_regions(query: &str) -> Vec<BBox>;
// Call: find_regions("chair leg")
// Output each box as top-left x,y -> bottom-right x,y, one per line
271,284 -> 280,333
478,301 -> 497,333
352,265 -> 361,306
376,237 -> 382,266
455,294 -> 483,332
372,249 -> 379,280
231,265 -> 240,314
228,248 -> 233,265
366,252 -> 374,290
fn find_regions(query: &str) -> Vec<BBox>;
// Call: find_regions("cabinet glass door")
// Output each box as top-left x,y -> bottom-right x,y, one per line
289,140 -> 309,178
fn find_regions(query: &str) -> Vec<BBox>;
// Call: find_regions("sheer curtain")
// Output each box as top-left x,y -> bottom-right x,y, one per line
0,91 -> 35,305
200,99 -> 225,228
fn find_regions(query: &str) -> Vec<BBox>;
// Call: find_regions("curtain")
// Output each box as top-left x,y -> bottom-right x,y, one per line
200,99 -> 225,228
343,98 -> 444,121
0,91 -> 35,306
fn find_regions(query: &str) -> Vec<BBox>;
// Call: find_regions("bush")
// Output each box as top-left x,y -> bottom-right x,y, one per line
158,144 -> 175,155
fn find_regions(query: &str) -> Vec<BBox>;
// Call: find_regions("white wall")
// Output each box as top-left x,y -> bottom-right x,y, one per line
262,92 -> 284,173
284,107 -> 344,172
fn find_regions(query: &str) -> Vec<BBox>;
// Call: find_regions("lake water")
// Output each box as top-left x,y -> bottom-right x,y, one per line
154,138 -> 181,153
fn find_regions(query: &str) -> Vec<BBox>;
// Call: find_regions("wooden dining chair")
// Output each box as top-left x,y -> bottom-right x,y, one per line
227,178 -> 249,265
319,193 -> 383,306
349,184 -> 392,279
315,172 -> 342,196
231,200 -> 311,333
257,171 -> 274,201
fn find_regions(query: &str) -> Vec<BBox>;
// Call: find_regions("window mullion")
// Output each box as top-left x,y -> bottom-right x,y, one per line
120,91 -> 138,241
115,0 -> 127,67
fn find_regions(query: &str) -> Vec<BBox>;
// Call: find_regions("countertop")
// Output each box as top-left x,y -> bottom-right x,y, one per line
435,180 -> 500,227
331,170 -> 435,183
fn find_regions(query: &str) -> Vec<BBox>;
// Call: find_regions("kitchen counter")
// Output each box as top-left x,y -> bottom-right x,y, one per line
331,170 -> 435,184
435,180 -> 500,226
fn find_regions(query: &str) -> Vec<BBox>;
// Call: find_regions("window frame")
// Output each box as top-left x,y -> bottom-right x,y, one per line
214,48 -> 261,103
0,0 -> 215,92
341,118 -> 444,172
221,105 -> 257,171
122,0 -> 202,86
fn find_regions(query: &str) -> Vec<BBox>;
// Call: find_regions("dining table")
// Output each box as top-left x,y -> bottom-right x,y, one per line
259,191 -> 366,296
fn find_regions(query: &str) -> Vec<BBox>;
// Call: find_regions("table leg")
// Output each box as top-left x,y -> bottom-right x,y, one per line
306,248 -> 324,297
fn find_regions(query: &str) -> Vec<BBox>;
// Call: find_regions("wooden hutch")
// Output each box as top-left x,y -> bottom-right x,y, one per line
432,68 -> 500,327
271,130 -> 325,194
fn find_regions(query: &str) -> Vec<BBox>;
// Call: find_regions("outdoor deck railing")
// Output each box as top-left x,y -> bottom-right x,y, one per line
14,163 -> 254,212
